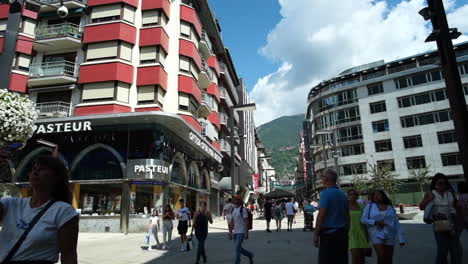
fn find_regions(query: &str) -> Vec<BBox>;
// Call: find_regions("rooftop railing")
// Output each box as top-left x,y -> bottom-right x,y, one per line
35,23 -> 82,40
29,60 -> 77,78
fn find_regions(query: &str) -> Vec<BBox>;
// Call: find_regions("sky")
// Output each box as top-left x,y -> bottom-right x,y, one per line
209,0 -> 468,126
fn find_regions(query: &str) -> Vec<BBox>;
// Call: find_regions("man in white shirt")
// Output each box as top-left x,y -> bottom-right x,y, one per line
223,198 -> 235,227
176,199 -> 191,252
229,196 -> 254,264
285,199 -> 295,231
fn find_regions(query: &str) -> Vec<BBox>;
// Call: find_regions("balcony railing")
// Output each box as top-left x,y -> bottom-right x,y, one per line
36,23 -> 82,40
202,92 -> 214,109
219,112 -> 228,125
220,139 -> 231,153
36,101 -> 71,119
30,61 -> 77,78
201,30 -> 213,53
201,59 -> 213,81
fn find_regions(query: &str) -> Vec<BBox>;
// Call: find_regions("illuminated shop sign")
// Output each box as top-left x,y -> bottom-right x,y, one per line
127,159 -> 170,181
189,132 -> 222,163
34,121 -> 92,134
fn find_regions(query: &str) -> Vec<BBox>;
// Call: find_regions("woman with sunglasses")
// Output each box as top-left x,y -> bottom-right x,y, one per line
348,189 -> 370,264
419,173 -> 463,264
361,190 -> 405,264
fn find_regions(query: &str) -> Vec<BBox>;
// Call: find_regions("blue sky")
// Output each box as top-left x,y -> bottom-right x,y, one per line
210,0 -> 468,125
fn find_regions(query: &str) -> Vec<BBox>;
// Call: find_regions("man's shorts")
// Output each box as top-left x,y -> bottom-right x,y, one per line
265,214 -> 272,222
177,220 -> 188,235
287,215 -> 294,222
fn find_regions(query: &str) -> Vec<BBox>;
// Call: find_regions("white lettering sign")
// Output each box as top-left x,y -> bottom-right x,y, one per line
189,132 -> 222,163
134,165 -> 169,174
35,121 -> 92,134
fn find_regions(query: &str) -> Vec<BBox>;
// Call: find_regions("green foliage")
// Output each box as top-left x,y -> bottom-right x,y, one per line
351,161 -> 401,196
409,166 -> 432,196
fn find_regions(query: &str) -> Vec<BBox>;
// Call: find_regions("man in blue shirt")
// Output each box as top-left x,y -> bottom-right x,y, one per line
313,169 -> 349,264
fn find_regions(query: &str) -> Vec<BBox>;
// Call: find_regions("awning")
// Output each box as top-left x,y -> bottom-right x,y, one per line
219,177 -> 231,191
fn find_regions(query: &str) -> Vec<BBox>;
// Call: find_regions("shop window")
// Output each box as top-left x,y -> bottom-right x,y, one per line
72,148 -> 124,180
372,120 -> 389,133
403,135 -> 423,148
132,184 -> 162,214
188,164 -> 198,188
437,130 -> 456,144
406,156 -> 426,170
170,156 -> 186,185
369,101 -> 386,114
79,184 -> 122,215
374,139 -> 392,152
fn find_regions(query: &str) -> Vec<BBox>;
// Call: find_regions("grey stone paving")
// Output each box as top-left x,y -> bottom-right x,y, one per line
76,210 -> 468,264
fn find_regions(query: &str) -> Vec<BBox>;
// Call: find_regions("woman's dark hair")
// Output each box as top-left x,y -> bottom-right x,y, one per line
430,173 -> 452,191
347,189 -> 359,196
152,209 -> 159,216
371,190 -> 392,205
33,156 -> 71,204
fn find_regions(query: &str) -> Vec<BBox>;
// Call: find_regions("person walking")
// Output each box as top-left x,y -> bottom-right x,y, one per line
347,189 -> 370,264
162,204 -> 175,249
191,201 -> 213,264
274,200 -> 284,232
147,209 -> 161,251
313,169 -> 349,264
223,198 -> 235,227
419,173 -> 463,264
229,195 -> 254,264
177,199 -> 191,252
303,199 -> 316,231
361,190 -> 405,264
285,199 -> 295,231
264,198 -> 273,232
459,183 -> 468,232
0,156 -> 79,264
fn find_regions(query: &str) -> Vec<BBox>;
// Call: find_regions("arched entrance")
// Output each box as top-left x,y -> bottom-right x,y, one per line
15,146 -> 68,183
167,152 -> 187,210
186,162 -> 200,212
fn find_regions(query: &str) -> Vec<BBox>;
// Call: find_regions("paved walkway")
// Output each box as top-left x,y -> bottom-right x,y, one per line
76,210 -> 468,264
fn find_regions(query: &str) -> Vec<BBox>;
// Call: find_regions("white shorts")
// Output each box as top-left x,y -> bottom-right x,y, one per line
371,236 -> 395,246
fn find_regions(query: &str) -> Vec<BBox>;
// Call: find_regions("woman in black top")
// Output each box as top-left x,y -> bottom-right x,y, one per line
191,201 -> 213,264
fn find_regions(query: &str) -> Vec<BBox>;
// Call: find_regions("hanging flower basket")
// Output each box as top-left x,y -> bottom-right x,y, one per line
0,90 -> 38,155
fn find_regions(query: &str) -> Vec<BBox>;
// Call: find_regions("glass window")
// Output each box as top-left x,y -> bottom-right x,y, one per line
91,4 -> 121,23
142,9 -> 160,26
72,148 -> 124,180
375,140 -> 392,152
367,82 -> 384,95
434,90 -> 447,101
411,72 -> 428,86
372,120 -> 389,133
407,156 -> 426,169
395,78 -> 408,89
398,97 -> 411,108
341,163 -> 366,176
414,93 -> 431,105
341,143 -> 365,157
437,110 -> 451,122
403,135 -> 423,148
418,113 -> 435,125
377,160 -> 395,171
464,85 -> 468,95
369,101 -> 386,114
441,153 -> 462,166
430,70 -> 442,81
437,130 -> 456,144
79,184 -> 122,215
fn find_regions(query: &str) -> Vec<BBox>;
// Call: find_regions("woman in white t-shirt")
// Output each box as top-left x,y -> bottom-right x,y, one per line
0,156 -> 79,264
147,209 -> 161,251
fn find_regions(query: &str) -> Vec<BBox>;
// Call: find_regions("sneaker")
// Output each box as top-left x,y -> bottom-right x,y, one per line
180,245 -> 185,252
162,245 -> 167,250
148,247 -> 152,252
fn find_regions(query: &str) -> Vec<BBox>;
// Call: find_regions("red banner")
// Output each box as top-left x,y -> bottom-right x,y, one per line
254,173 -> 259,190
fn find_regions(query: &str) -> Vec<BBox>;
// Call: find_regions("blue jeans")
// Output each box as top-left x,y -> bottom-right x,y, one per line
434,231 -> 462,264
196,235 -> 207,262
233,233 -> 253,264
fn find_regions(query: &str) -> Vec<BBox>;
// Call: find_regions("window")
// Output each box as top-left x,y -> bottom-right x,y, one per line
91,4 -> 121,23
82,81 -> 129,103
377,160 -> 395,171
312,89 -> 358,113
122,5 -> 135,23
429,70 -> 442,81
403,135 -> 423,148
369,101 -> 386,114
341,163 -> 367,176
437,130 -> 456,144
411,72 -> 428,86
401,110 -> 452,128
86,41 -> 133,62
340,144 -> 365,157
12,53 -> 31,71
395,78 -> 408,89
142,10 -> 160,27
372,120 -> 389,133
21,18 -> 36,36
140,46 -> 167,65
407,156 -> 426,169
0,19 -> 6,32
375,140 -> 392,152
397,89 -> 447,108
367,82 -> 384,95
179,56 -> 199,80
179,93 -> 198,117
464,84 -> 468,95
395,70 -> 443,89
441,153 -> 462,166
137,85 -> 165,106
337,125 -> 362,142
180,21 -> 191,37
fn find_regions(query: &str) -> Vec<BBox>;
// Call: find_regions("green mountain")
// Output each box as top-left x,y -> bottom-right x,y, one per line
257,114 -> 305,178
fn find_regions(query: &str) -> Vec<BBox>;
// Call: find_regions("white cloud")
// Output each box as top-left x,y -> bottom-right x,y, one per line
250,0 -> 468,126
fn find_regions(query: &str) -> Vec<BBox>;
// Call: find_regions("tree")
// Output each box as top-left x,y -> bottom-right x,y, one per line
409,166 -> 432,197
351,174 -> 371,195
351,161 -> 401,197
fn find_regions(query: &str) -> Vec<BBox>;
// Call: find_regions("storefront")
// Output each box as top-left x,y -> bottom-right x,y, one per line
8,112 -> 223,233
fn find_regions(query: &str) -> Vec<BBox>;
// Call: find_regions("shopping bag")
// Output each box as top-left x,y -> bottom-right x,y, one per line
145,234 -> 150,245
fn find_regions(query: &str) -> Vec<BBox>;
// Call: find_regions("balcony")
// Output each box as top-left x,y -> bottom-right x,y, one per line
199,30 -> 213,59
29,61 -> 78,87
219,86 -> 233,107
201,121 -> 218,141
199,59 -> 214,89
198,92 -> 213,118
219,112 -> 228,127
34,23 -> 83,52
36,101 -> 72,119
39,0 -> 87,13
219,61 -> 239,103
220,139 -> 231,155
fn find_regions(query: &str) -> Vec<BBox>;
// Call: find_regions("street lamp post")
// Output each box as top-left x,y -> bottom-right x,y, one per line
229,103 -> 256,196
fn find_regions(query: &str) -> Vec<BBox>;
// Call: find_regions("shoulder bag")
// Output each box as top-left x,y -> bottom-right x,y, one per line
433,192 -> 452,232
1,200 -> 56,264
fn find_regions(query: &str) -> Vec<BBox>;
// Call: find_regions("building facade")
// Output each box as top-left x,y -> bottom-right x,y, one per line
0,0 -> 249,232
305,42 -> 468,203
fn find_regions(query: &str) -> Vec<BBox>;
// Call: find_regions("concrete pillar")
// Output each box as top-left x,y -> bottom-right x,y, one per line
72,183 -> 80,209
